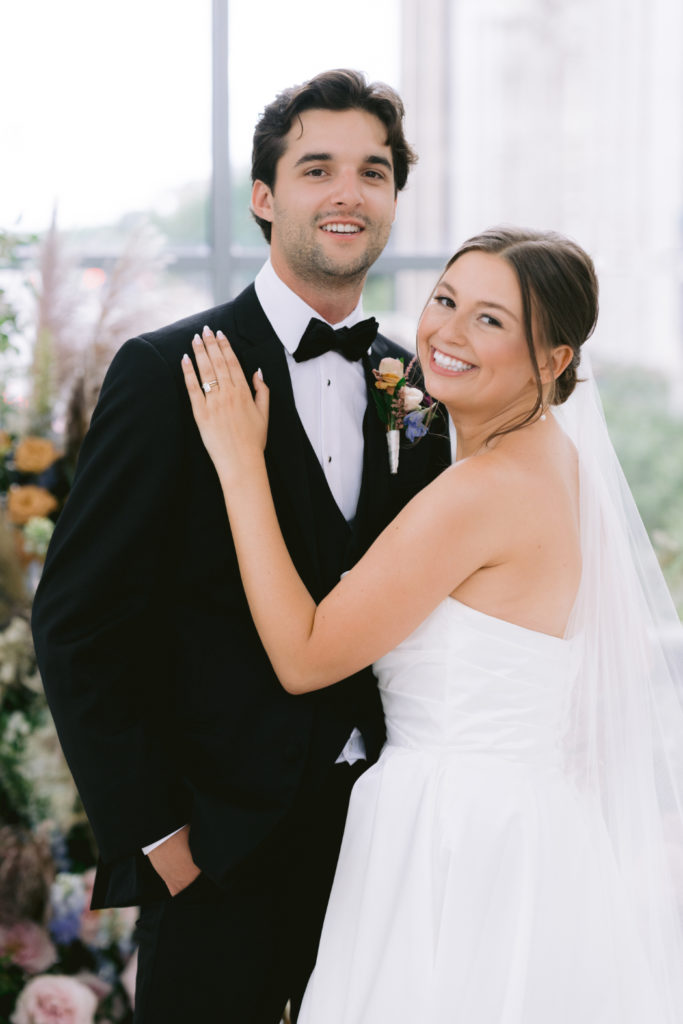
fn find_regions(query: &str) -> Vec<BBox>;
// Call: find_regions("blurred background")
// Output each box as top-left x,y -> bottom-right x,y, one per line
0,2 -> 681,1018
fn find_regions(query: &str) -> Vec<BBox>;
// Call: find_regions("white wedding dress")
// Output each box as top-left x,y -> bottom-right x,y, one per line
298,597 -> 668,1024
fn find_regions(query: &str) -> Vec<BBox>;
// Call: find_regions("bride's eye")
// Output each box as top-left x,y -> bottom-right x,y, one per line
433,295 -> 455,308
480,313 -> 502,327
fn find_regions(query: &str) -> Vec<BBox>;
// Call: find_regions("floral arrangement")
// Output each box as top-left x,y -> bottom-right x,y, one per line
0,829 -> 137,1023
0,605 -> 137,1023
372,356 -> 437,473
1,433 -> 64,583
0,218 -> 172,1024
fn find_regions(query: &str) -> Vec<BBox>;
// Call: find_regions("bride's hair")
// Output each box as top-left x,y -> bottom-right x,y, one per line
445,227 -> 599,440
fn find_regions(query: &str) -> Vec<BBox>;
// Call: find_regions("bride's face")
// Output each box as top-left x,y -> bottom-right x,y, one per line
417,251 -> 539,421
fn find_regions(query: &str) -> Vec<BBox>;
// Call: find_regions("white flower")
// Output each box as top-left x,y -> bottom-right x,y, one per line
401,386 -> 424,413
4,711 -> 31,746
51,873 -> 88,918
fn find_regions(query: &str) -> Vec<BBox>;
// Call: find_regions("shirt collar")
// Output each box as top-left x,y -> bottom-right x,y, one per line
254,258 -> 366,357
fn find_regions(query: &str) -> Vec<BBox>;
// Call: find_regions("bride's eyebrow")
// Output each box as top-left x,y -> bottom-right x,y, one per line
437,280 -> 518,321
476,300 -> 518,321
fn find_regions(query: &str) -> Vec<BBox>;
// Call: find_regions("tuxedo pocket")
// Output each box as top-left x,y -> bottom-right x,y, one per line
170,871 -> 211,905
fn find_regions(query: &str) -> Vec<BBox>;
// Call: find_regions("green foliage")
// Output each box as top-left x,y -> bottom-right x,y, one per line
0,954 -> 25,1020
597,364 -> 683,613
0,229 -> 37,356
0,618 -> 48,828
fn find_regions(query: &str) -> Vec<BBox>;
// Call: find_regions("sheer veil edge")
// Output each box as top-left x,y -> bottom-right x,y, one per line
555,356 -> 683,1018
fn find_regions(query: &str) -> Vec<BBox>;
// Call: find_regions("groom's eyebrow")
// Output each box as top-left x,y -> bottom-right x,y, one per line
294,152 -> 393,171
294,153 -> 333,166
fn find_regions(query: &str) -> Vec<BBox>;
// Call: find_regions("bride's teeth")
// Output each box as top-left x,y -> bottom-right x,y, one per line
433,349 -> 473,371
322,224 -> 361,233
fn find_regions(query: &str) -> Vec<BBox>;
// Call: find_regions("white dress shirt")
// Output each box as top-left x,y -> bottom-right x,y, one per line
143,262 -> 370,855
254,260 -> 369,522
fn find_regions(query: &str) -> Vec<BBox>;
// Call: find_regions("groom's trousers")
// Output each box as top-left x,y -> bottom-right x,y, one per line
132,759 -> 365,1024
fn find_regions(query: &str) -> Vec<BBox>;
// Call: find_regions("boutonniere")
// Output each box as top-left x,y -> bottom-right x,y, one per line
372,357 -> 437,474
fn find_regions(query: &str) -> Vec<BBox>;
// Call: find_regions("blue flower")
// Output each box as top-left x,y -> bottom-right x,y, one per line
49,908 -> 82,945
404,410 -> 429,443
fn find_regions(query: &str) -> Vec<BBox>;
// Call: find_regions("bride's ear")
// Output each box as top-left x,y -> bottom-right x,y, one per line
539,345 -> 573,383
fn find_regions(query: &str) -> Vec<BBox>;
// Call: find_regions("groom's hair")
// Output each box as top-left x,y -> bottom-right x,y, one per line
250,69 -> 417,242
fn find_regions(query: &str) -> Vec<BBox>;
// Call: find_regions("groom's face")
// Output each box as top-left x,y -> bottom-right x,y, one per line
252,107 -> 397,290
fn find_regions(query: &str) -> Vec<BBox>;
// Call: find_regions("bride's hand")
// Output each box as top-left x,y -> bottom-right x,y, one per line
182,325 -> 269,484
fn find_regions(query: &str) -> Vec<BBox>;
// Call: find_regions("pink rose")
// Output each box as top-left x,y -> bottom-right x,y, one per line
120,948 -> 138,1009
78,870 -> 100,946
0,921 -> 57,974
11,975 -> 97,1024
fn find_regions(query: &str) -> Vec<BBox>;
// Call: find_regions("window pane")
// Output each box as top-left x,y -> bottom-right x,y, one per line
2,0 -> 212,242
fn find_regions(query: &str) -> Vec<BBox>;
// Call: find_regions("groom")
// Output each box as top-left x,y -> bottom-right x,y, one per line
32,69 -> 450,1022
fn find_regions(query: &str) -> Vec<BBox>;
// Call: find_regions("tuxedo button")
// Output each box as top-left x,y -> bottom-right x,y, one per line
284,742 -> 303,763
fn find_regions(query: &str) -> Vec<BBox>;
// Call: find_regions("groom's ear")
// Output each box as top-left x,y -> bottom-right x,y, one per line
251,181 -> 274,226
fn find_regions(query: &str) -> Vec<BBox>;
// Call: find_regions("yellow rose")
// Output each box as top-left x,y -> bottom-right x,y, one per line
374,372 -> 403,395
374,356 -> 406,395
7,485 -> 58,525
14,437 -> 59,474
402,386 -> 424,412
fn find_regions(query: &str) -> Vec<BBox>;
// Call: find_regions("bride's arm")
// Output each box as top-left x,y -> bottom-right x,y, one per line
183,328 -> 499,693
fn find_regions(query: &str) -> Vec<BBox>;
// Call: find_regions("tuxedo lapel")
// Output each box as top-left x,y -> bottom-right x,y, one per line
231,287 -> 349,598
353,351 -> 392,539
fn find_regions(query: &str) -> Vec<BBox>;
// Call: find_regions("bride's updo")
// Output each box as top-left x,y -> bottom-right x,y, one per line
445,227 -> 599,423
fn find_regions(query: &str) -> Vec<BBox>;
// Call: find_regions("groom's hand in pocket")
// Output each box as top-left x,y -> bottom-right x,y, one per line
147,824 -> 201,896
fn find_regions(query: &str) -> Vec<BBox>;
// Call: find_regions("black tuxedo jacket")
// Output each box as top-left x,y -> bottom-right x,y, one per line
31,284 -> 451,907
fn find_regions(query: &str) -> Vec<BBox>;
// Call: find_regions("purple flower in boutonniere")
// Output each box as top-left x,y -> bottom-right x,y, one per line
372,357 -> 437,474
404,409 -> 430,443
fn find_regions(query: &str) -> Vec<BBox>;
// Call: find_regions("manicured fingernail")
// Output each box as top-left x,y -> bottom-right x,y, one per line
256,367 -> 263,381
182,353 -> 191,364
216,330 -> 226,340
192,334 -> 201,346
202,325 -> 211,338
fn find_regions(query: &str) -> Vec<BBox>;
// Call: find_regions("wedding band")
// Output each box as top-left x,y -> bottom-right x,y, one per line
202,379 -> 220,393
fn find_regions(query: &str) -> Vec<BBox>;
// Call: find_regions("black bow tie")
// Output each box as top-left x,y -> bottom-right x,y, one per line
293,316 -> 379,363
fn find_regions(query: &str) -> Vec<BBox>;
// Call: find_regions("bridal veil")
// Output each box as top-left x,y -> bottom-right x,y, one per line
556,358 -> 683,1017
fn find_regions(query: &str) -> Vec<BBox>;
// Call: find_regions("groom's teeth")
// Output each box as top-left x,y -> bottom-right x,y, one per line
322,223 -> 362,233
433,349 -> 474,371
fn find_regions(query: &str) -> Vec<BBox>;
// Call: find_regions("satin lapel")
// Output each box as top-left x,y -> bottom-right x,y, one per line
232,289 -> 322,590
354,350 -> 392,534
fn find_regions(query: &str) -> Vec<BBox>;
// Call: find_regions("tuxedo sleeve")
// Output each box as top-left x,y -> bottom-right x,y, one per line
32,337 -> 189,863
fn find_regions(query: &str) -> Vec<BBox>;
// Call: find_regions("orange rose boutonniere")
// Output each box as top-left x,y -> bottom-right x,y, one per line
372,357 -> 437,474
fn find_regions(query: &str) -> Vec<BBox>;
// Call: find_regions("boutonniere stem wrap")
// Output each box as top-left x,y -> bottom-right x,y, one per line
372,357 -> 437,474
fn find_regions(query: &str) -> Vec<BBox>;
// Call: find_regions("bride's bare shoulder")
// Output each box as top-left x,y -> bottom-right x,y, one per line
433,428 -> 577,516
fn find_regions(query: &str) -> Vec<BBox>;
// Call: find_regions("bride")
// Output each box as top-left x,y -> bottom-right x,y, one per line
182,227 -> 683,1022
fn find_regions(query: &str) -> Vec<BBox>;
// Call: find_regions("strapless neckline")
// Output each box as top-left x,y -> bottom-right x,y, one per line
445,596 -> 571,646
